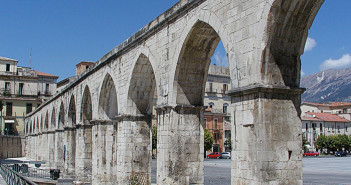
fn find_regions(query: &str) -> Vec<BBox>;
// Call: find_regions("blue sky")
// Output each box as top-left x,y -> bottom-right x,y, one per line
1,1 -> 350,81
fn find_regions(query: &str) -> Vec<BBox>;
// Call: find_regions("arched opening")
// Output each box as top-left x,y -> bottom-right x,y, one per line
126,54 -> 157,183
93,73 -> 118,184
98,74 -> 118,120
49,109 -> 56,168
55,102 -> 65,170
76,86 -> 93,182
65,95 -> 77,174
51,109 -> 56,130
175,21 -> 220,106
82,86 -> 92,124
45,111 -> 49,131
169,20 -> 231,184
68,95 -> 76,126
264,0 -> 323,89
58,102 -> 65,129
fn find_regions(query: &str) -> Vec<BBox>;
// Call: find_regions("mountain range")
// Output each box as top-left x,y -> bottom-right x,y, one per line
301,67 -> 351,103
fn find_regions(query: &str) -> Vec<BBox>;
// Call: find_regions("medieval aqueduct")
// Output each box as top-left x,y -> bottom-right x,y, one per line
24,0 -> 325,184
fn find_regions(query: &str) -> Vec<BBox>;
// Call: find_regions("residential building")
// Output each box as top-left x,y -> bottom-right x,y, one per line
301,102 -> 351,114
0,57 -> 58,136
204,65 -> 231,153
302,112 -> 351,150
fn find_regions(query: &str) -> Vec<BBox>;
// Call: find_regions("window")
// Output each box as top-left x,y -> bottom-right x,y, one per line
222,84 -> 228,93
305,123 -> 308,131
204,118 -> 207,129
45,84 -> 49,95
343,108 -> 347,113
209,83 -> 213,92
214,118 -> 218,129
19,83 -> 24,95
86,65 -> 89,70
6,102 -> 12,116
4,82 -> 10,91
26,104 -> 32,114
337,125 -> 340,133
223,103 -> 228,114
214,132 -> 219,140
320,123 -> 323,132
209,102 -> 214,112
346,126 -> 348,132
6,64 -> 10,72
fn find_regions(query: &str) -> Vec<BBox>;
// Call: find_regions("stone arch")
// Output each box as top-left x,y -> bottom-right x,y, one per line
169,10 -> 233,103
173,20 -> 224,106
98,73 -> 118,120
81,85 -> 92,124
58,102 -> 65,129
260,0 -> 324,88
68,94 -> 76,126
127,54 -> 157,115
51,108 -> 56,130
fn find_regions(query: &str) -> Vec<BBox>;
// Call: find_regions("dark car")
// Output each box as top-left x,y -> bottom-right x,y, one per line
207,152 -> 220,159
335,151 -> 347,157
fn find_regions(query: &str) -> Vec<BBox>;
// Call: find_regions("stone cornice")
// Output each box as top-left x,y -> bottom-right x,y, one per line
116,114 -> 152,122
155,104 -> 205,111
90,119 -> 116,125
227,85 -> 306,97
64,126 -> 76,131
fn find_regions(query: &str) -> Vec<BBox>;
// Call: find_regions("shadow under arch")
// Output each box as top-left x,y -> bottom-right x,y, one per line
98,73 -> 118,120
81,85 -> 93,124
174,20 -> 222,106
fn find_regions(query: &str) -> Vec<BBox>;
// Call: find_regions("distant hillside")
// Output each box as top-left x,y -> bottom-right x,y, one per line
301,67 -> 351,103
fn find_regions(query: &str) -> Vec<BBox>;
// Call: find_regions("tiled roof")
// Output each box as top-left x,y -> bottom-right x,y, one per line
303,102 -> 351,108
0,57 -> 17,62
305,112 -> 350,122
34,70 -> 58,78
302,116 -> 321,121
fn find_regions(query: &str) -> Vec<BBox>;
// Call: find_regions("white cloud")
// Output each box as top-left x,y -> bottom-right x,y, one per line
301,70 -> 305,76
212,51 -> 228,67
320,54 -> 351,71
304,37 -> 317,52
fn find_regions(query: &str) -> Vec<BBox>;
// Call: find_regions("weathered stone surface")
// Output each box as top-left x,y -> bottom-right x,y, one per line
23,0 -> 325,184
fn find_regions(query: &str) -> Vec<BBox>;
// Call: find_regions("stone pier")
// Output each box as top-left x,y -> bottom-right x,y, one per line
156,106 -> 204,185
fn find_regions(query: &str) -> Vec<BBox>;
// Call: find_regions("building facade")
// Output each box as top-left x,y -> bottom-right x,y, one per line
204,65 -> 231,153
301,102 -> 351,151
0,57 -> 58,136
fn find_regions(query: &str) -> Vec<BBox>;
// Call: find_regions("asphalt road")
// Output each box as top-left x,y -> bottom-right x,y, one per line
151,156 -> 351,185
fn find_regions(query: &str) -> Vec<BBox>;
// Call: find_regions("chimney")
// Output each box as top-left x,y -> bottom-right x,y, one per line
76,61 -> 95,76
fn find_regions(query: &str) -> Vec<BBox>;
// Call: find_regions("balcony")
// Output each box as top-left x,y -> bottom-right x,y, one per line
205,88 -> 217,93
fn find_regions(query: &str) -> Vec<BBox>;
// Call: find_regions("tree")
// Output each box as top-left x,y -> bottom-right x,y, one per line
152,125 -> 157,150
204,129 -> 213,152
302,132 -> 309,152
224,133 -> 231,151
315,134 -> 327,152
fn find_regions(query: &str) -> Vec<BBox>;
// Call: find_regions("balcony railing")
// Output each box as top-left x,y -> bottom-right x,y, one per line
205,88 -> 217,93
0,88 -> 50,98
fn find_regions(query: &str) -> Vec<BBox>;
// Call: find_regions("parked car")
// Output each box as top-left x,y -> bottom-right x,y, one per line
335,151 -> 347,157
303,151 -> 319,157
207,152 -> 220,159
219,152 -> 231,159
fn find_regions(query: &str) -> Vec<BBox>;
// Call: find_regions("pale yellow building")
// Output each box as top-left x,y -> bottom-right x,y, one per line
0,57 -> 58,136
